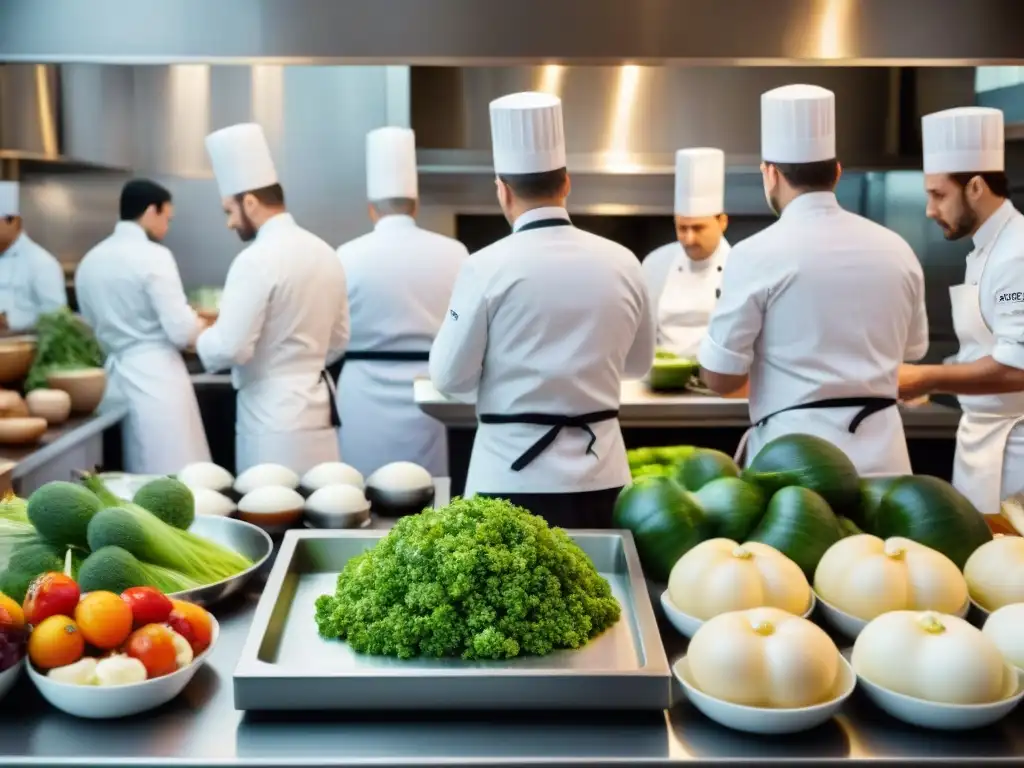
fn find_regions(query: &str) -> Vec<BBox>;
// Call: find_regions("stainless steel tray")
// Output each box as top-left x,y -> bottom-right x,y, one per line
234,528 -> 672,711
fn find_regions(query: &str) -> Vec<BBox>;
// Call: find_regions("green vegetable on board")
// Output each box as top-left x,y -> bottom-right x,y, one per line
693,476 -> 766,541
675,448 -> 740,492
133,476 -> 196,530
25,308 -> 105,391
648,356 -> 700,392
746,486 -> 845,580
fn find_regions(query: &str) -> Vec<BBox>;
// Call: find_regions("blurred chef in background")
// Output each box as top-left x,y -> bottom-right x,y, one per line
430,92 -> 655,528
0,180 -> 67,331
698,84 -> 929,474
642,148 -> 730,359
336,127 -> 468,478
76,179 -> 211,474
199,123 -> 350,474
899,107 -> 1024,515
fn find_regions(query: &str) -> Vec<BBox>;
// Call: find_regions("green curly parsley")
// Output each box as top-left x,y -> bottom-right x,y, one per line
314,497 -> 622,660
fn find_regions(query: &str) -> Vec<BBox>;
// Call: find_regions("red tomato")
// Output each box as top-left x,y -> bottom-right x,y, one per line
22,572 -> 80,627
166,611 -> 196,650
121,587 -> 173,627
124,624 -> 178,678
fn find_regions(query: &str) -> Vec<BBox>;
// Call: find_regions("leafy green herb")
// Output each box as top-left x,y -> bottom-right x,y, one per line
26,309 -> 105,391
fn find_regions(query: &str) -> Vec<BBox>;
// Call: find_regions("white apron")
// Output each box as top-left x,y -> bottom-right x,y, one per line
234,373 -> 340,476
104,342 -> 211,475
950,216 -> 1024,514
656,248 -> 725,359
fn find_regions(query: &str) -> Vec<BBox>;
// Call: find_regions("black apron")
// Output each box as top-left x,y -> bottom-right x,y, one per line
319,369 -> 342,428
478,215 -> 621,473
755,396 -> 897,432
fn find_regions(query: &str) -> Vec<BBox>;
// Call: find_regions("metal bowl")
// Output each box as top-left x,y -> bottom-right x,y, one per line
303,505 -> 372,530
169,515 -> 273,607
364,485 -> 435,518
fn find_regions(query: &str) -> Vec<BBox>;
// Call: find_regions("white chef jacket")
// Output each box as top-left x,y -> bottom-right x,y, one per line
698,192 -> 929,474
0,232 -> 67,330
197,214 -> 350,470
336,215 -> 468,478
76,221 -> 210,473
430,206 -> 656,495
642,238 -> 730,358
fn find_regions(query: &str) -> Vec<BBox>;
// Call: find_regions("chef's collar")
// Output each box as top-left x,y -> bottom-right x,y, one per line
780,191 -> 839,220
0,231 -> 26,259
973,199 -> 1015,252
683,237 -> 730,272
114,220 -> 148,240
374,214 -> 417,232
512,206 -> 570,233
256,212 -> 295,239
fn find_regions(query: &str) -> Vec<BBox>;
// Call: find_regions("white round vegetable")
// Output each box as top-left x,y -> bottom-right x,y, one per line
238,486 -> 305,515
668,539 -> 810,620
301,462 -> 364,491
813,534 -> 968,621
964,536 -> 1024,612
234,463 -> 299,494
47,657 -> 98,686
189,487 -> 236,518
25,388 -> 70,424
179,462 -> 235,492
852,611 -> 1005,704
366,461 -> 432,492
305,484 -> 370,515
168,630 -> 194,669
687,607 -> 839,708
95,655 -> 147,686
982,603 -> 1024,671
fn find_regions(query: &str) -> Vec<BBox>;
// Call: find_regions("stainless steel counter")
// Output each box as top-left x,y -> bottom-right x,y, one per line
414,379 -> 962,438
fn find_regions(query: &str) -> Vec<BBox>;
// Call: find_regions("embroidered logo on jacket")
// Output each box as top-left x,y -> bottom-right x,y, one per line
998,292 -> 1024,304
449,309 -> 460,320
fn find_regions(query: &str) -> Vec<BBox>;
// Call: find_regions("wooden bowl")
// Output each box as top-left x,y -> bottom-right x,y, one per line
0,339 -> 36,384
46,368 -> 107,415
0,417 -> 48,445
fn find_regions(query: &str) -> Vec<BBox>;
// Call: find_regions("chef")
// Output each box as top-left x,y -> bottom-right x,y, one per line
336,126 -> 468,478
429,91 -> 656,528
698,84 -> 929,474
76,179 -> 211,474
898,106 -> 1024,515
0,180 -> 67,331
642,148 -> 730,358
199,122 -> 350,474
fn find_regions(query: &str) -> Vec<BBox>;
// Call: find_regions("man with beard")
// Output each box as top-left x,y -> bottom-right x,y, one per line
76,179 -> 211,474
899,106 -> 1024,516
198,123 -> 350,474
698,84 -> 929,474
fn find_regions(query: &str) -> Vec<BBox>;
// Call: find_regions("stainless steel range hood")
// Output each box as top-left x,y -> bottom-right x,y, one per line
0,64 -> 127,177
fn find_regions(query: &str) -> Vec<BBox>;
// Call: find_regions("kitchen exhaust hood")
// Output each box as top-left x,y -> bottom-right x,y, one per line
0,64 -> 127,177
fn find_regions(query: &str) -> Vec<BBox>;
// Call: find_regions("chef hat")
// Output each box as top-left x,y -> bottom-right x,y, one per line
204,123 -> 279,198
489,92 -> 567,175
366,127 -> 418,201
0,182 -> 18,217
921,107 -> 1004,174
761,84 -> 836,163
675,148 -> 725,217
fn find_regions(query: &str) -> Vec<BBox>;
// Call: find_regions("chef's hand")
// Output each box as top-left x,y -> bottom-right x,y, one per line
898,364 -> 933,402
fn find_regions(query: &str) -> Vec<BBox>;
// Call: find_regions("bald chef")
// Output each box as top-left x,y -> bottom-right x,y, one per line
899,107 -> 1024,515
0,181 -> 67,331
429,92 -> 655,528
336,127 -> 468,478
642,148 -> 730,358
198,123 -> 350,474
698,84 -> 929,474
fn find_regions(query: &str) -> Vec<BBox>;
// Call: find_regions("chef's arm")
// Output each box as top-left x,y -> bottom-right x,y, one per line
429,262 -> 487,400
195,257 -> 268,372
905,267 -> 930,362
326,269 -> 351,366
909,357 -> 1024,395
697,258 -> 765,395
147,250 -> 203,349
624,282 -> 657,379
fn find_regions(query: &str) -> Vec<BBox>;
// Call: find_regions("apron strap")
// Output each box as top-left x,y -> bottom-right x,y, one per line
478,410 -> 619,472
755,396 -> 898,433
516,218 -> 573,233
320,369 -> 341,428
343,350 -> 430,362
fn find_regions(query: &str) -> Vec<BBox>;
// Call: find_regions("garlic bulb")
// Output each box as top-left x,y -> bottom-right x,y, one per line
47,657 -> 98,686
814,534 -> 967,620
95,654 -> 148,686
852,611 -> 1005,704
964,536 -> 1024,612
982,603 -> 1024,671
668,539 -> 810,620
687,607 -> 839,708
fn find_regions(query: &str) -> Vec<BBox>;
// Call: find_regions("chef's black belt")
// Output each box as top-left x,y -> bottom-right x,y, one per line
319,369 -> 341,428
516,218 -> 573,233
755,397 -> 898,433
344,350 -> 430,361
478,410 -> 619,472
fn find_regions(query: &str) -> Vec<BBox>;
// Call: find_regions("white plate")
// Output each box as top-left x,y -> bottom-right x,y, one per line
854,659 -> 1024,730
673,652 -> 856,734
0,658 -> 24,702
28,618 -> 218,719
815,593 -> 970,639
660,590 -> 816,639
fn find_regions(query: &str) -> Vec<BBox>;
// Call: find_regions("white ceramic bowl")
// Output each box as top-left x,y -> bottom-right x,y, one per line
815,592 -> 970,639
660,589 -> 816,638
27,618 -> 219,719
673,651 -> 856,734
854,659 -> 1024,730
0,658 -> 24,702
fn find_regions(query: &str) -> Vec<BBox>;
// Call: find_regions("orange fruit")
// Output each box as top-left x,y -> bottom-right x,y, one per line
170,600 -> 214,653
0,592 -> 25,630
28,615 -> 85,669
74,591 -> 134,650
125,624 -> 178,678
